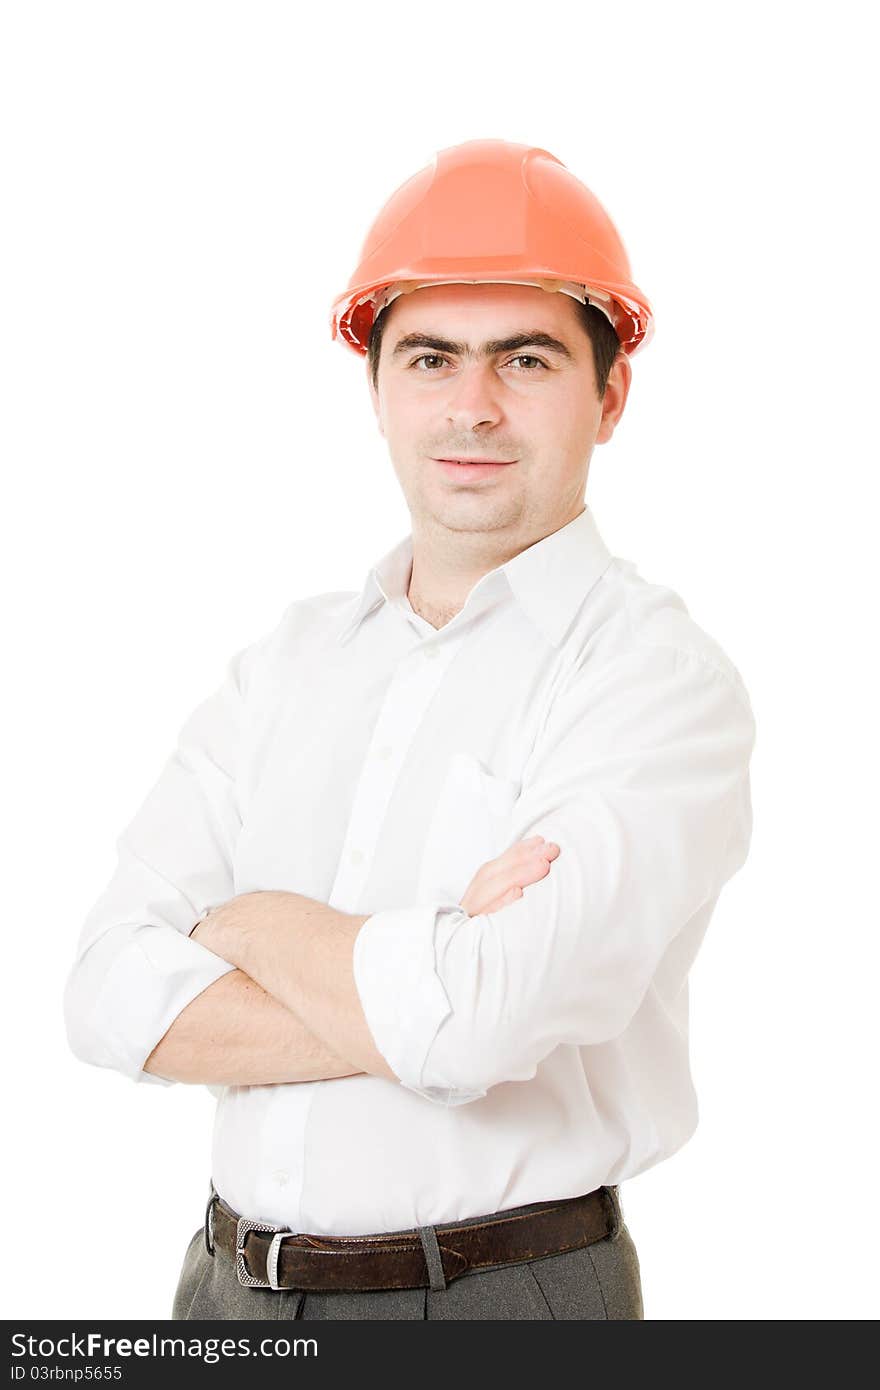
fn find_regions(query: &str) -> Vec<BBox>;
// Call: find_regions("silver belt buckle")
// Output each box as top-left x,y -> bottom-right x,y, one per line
235,1217 -> 294,1290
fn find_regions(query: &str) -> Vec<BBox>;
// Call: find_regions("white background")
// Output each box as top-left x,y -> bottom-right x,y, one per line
3,0 -> 877,1321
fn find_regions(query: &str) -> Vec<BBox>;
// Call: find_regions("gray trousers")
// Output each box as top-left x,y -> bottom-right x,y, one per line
171,1185 -> 644,1320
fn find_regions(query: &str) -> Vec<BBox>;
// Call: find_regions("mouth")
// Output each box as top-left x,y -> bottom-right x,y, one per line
432,457 -> 518,481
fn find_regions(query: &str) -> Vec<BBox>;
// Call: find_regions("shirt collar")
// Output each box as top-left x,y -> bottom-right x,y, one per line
336,504 -> 613,648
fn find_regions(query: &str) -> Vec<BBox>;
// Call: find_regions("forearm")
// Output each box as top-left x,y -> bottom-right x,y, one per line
143,966 -> 365,1086
203,890 -> 397,1082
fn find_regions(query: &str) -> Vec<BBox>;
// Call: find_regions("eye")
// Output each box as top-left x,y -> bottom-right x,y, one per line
410,354 -> 448,370
508,355 -> 547,370
409,354 -> 548,372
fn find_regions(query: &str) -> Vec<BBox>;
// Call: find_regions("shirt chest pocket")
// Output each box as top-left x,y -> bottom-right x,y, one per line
416,751 -> 522,906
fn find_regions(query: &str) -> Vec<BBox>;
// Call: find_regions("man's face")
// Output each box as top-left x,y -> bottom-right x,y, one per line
366,282 -> 631,546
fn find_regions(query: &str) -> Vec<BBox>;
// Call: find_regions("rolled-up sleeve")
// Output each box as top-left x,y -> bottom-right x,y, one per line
62,642 -> 258,1085
352,645 -> 757,1106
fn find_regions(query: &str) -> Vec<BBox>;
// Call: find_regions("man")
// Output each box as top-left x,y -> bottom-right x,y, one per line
63,139 -> 756,1321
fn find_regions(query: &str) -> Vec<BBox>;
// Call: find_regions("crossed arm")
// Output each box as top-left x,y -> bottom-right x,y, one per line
143,892 -> 386,1085
112,645 -> 754,1099
143,840 -> 558,1087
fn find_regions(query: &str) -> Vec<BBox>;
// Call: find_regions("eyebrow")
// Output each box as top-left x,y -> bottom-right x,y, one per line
389,330 -> 576,364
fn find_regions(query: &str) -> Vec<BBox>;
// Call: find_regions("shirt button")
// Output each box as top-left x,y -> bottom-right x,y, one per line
273,1170 -> 289,1187
376,745 -> 392,760
350,848 -> 364,865
424,646 -> 438,660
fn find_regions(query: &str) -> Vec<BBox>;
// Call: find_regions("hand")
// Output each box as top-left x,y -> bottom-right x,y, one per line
189,905 -> 221,946
188,890 -> 293,962
188,899 -> 241,951
460,835 -> 560,917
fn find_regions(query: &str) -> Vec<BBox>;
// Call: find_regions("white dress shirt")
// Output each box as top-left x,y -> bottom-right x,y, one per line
63,504 -> 756,1235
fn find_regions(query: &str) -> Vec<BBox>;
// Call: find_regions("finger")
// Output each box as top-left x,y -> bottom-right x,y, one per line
512,837 -> 559,862
465,839 -> 560,901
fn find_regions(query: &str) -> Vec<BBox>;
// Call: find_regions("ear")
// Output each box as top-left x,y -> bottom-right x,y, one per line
595,352 -> 632,446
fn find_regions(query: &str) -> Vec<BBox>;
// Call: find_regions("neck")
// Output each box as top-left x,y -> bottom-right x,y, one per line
405,526 -> 517,631
405,503 -> 586,629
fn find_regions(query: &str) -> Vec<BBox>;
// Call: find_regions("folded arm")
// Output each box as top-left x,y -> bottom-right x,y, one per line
142,964 -> 363,1086
193,832 -> 563,1086
192,892 -> 395,1082
202,647 -> 756,1109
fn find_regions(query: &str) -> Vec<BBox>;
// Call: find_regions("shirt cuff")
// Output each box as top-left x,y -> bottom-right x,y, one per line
352,903 -> 485,1106
92,925 -> 237,1085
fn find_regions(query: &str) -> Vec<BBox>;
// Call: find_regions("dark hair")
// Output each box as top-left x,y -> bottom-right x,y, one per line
366,295 -> 621,397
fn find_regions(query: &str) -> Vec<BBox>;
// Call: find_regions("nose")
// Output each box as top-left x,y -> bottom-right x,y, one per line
443,362 -> 505,432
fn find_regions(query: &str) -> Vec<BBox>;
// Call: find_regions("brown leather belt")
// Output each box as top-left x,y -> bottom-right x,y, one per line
208,1184 -> 617,1292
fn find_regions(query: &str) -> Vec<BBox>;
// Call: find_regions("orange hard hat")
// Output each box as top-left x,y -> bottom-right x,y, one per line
329,138 -> 654,358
